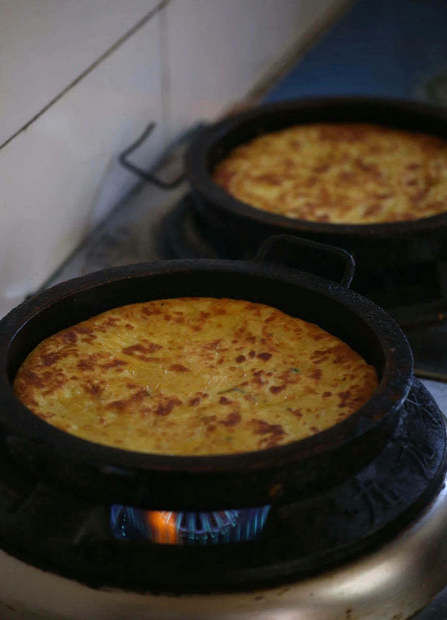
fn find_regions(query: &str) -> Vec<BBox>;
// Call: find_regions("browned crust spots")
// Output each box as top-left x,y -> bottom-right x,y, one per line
337,390 -> 352,408
61,330 -> 78,345
100,358 -> 127,370
269,384 -> 285,394
250,419 -> 287,449
221,412 -> 241,427
155,397 -> 182,417
18,369 -> 45,388
169,364 -> 191,372
252,370 -> 267,386
141,305 -> 163,317
122,342 -> 163,357
107,389 -> 149,412
84,382 -> 104,396
250,419 -> 285,438
310,368 -> 322,381
77,355 -> 101,371
41,352 -> 63,367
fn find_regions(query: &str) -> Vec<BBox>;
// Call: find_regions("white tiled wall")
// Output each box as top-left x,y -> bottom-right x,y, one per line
0,0 -> 160,146
0,5 -> 165,315
0,0 -> 344,318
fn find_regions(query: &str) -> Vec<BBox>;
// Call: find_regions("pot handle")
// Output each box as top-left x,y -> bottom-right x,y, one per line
119,122 -> 184,189
255,235 -> 356,288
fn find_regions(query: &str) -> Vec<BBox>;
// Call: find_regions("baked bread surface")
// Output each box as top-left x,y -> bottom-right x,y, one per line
14,298 -> 378,455
213,123 -> 447,223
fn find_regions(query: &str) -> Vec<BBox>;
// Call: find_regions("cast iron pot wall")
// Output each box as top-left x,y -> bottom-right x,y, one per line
0,256 -> 413,510
185,97 -> 447,280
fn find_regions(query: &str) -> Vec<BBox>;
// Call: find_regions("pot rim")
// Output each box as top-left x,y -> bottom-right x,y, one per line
185,95 -> 447,237
0,257 -> 414,476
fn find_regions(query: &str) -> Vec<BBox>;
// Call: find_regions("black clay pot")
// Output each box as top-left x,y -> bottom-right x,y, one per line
185,97 -> 447,304
0,236 -> 413,511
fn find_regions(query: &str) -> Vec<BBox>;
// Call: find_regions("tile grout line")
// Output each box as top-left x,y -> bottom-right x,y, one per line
159,0 -> 171,145
0,0 -> 171,152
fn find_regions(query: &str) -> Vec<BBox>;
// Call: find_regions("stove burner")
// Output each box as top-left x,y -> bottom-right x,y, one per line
110,505 -> 271,545
0,380 -> 444,593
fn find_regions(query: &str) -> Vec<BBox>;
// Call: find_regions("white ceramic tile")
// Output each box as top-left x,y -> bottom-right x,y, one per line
0,0 -> 162,145
163,0 -> 343,141
0,13 -> 164,318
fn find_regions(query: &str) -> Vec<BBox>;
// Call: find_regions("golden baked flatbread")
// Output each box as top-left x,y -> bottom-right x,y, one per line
14,298 -> 378,455
213,123 -> 447,223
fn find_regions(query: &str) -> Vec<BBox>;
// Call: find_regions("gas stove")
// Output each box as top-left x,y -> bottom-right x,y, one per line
10,126 -> 446,618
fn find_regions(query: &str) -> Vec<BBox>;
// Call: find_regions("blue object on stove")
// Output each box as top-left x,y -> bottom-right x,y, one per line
264,0 -> 447,105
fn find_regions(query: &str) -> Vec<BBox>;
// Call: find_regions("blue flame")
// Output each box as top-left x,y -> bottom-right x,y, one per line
110,505 -> 271,544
